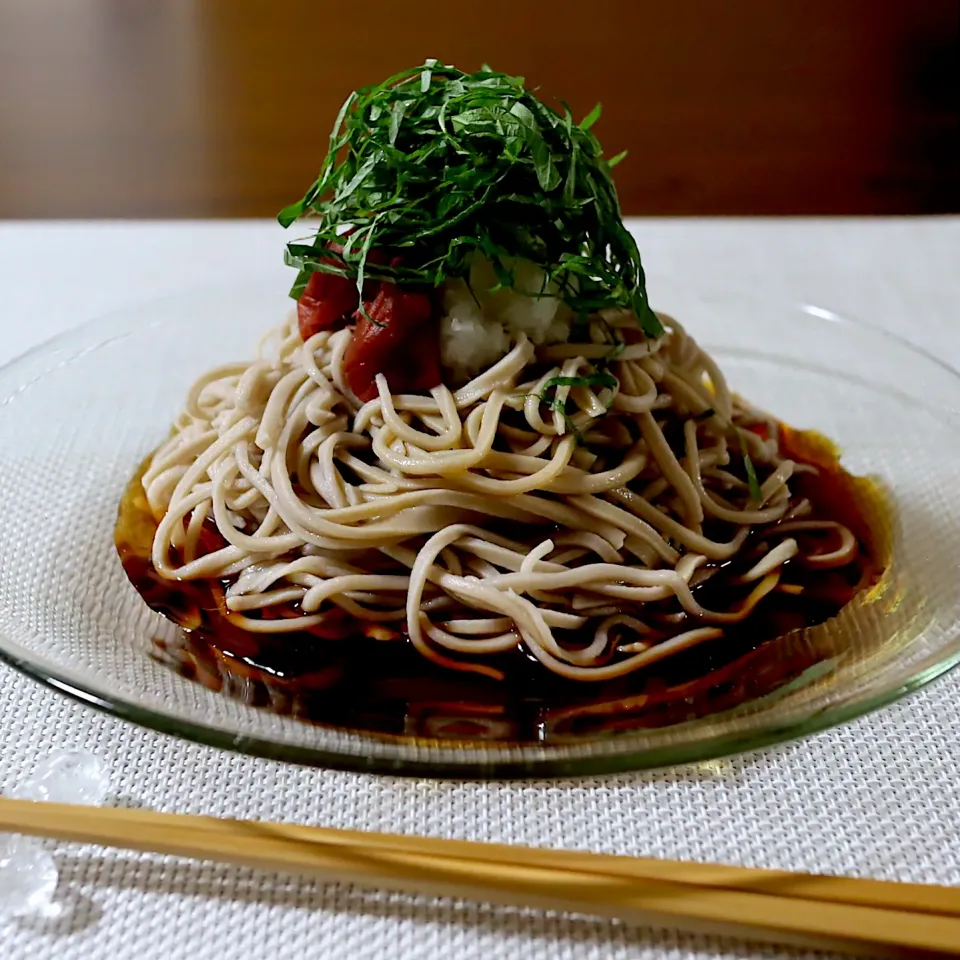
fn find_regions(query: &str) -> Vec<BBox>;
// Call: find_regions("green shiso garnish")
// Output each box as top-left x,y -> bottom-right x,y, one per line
278,61 -> 663,338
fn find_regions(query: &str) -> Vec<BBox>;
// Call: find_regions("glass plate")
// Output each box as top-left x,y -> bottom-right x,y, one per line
1,278 -> 958,778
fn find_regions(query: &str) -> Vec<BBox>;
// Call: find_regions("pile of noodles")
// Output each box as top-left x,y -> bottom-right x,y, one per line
142,309 -> 858,682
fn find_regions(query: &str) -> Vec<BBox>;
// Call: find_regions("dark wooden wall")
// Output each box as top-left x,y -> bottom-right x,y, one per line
0,0 -> 956,218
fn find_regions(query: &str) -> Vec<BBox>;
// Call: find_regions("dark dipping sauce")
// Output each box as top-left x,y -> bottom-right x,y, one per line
115,425 -> 891,746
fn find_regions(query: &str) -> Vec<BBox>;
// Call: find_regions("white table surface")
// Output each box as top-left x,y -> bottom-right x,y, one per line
0,217 -> 957,960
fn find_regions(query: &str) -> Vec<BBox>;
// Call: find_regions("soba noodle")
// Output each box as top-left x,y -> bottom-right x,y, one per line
141,308 -> 859,682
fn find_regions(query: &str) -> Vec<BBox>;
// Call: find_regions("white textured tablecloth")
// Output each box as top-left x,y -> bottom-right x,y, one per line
0,218 -> 957,960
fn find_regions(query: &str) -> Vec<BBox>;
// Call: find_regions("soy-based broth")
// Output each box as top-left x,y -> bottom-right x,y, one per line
115,424 -> 890,745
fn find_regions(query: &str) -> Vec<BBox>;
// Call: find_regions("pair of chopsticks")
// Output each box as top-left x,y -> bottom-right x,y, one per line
0,796 -> 956,958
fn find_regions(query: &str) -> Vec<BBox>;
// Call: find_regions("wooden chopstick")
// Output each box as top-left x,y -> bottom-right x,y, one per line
0,797 -> 956,958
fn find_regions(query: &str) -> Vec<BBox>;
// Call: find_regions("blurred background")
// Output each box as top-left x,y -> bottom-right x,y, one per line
0,0 -> 956,218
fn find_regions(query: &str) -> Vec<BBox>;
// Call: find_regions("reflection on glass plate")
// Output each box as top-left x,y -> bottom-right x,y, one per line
0,279 -> 957,777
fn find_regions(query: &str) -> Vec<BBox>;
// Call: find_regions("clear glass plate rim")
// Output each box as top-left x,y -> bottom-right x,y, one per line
0,639 -> 956,779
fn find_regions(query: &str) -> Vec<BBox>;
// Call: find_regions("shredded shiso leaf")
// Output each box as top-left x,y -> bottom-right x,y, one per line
278,60 -> 663,338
